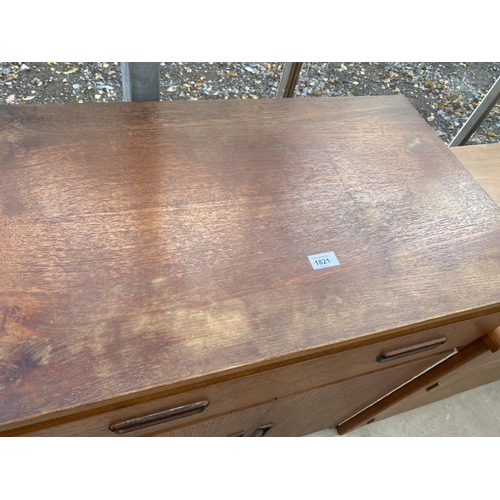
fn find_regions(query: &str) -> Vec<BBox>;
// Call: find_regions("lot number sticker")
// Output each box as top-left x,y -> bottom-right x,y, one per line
308,251 -> 340,270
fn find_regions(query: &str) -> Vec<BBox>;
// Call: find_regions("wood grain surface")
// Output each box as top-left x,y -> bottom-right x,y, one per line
2,96 -> 500,429
450,143 -> 500,207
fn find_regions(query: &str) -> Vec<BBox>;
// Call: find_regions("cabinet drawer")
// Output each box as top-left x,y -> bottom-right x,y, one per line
13,312 -> 499,436
370,347 -> 500,423
121,352 -> 450,437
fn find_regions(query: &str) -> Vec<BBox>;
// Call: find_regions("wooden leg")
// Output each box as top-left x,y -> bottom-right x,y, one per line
336,327 -> 500,435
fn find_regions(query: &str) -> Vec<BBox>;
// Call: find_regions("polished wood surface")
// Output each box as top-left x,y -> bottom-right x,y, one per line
2,96 -> 500,430
336,328 -> 500,435
450,143 -> 500,206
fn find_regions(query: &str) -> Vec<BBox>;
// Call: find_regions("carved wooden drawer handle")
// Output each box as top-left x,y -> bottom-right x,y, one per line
377,337 -> 447,363
109,401 -> 210,434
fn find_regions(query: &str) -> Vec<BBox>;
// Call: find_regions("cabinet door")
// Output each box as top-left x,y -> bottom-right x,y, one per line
258,352 -> 450,437
370,348 -> 500,423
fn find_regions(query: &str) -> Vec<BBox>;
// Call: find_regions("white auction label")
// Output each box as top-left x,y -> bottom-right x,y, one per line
308,251 -> 340,270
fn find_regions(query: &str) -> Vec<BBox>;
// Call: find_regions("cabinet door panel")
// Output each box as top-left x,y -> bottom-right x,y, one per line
371,349 -> 500,423
262,352 -> 450,437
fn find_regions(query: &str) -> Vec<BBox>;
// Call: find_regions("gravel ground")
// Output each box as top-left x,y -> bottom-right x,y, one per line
1,62 -> 500,145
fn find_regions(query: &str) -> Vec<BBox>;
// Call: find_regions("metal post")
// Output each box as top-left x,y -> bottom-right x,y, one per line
276,62 -> 303,98
449,76 -> 500,147
121,62 -> 160,102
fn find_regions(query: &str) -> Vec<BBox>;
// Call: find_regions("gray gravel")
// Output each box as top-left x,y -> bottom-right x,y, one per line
1,62 -> 499,145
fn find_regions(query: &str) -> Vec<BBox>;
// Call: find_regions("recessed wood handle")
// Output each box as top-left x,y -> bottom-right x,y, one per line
109,400 -> 209,434
377,337 -> 447,363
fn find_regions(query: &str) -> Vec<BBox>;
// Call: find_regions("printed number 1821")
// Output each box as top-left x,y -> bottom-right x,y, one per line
315,258 -> 330,266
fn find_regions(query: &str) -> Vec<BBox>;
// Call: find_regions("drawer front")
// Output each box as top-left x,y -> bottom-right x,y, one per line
371,347 -> 500,423
14,312 -> 500,436
257,351 -> 450,437
150,402 -> 273,437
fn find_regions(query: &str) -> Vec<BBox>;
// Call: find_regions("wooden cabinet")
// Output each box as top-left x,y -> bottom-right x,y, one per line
2,96 -> 500,437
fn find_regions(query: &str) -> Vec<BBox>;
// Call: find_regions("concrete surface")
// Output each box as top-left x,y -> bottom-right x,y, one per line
308,379 -> 500,437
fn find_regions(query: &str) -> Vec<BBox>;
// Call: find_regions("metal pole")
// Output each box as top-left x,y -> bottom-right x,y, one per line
276,62 -> 303,98
121,62 -> 160,102
449,76 -> 500,147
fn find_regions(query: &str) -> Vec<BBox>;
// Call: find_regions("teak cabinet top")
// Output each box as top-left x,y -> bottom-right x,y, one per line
1,95 -> 500,428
